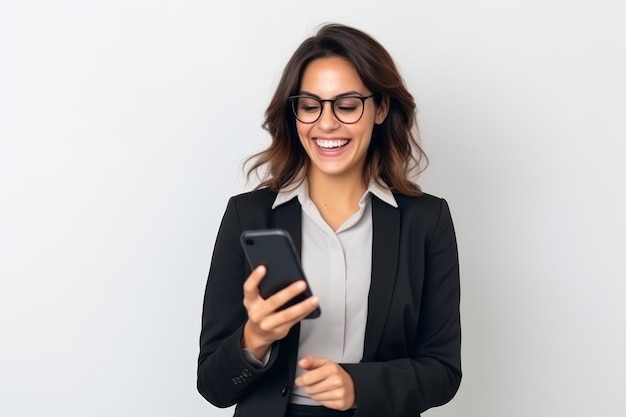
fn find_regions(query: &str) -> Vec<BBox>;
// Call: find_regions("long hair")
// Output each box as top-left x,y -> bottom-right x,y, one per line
245,23 -> 428,196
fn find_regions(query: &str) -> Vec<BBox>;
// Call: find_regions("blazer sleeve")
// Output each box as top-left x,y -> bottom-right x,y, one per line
197,197 -> 279,407
342,198 -> 461,417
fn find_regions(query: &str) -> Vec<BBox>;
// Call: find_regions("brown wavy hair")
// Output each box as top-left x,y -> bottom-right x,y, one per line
245,23 -> 427,196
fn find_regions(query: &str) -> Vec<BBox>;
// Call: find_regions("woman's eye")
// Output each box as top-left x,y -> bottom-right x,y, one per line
335,99 -> 361,113
299,105 -> 320,113
298,99 -> 321,113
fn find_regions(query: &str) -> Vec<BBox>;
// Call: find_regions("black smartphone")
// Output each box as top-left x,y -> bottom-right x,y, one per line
240,229 -> 321,319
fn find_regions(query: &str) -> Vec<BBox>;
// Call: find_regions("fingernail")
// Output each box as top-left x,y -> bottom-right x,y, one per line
296,281 -> 306,290
311,296 -> 319,305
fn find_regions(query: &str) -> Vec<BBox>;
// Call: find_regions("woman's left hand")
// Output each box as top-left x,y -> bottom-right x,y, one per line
294,356 -> 356,411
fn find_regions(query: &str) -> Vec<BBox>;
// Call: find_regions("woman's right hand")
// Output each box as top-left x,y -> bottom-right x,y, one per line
242,265 -> 320,360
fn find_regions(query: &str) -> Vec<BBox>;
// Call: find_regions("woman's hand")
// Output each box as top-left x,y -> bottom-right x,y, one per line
242,266 -> 320,360
295,356 -> 356,411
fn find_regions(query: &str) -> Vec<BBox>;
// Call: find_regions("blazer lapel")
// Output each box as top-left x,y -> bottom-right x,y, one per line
272,197 -> 302,255
362,195 -> 400,361
271,196 -> 303,378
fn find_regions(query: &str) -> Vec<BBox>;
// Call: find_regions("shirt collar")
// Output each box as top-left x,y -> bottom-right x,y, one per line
367,178 -> 398,208
272,175 -> 398,209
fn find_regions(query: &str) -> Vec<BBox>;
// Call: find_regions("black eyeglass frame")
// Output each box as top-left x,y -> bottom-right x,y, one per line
287,94 -> 375,125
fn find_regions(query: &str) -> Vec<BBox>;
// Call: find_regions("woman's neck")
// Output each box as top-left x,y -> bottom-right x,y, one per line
306,169 -> 367,231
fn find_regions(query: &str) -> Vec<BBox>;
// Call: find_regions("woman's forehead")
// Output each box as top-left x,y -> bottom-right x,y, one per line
299,57 -> 367,96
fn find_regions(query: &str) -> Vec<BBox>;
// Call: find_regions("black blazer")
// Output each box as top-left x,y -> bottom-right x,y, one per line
197,188 -> 461,417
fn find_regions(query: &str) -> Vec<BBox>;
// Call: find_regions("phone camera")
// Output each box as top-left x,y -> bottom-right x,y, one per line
245,239 -> 254,246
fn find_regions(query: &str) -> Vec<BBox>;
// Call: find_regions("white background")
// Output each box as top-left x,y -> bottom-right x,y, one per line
1,1 -> 625,416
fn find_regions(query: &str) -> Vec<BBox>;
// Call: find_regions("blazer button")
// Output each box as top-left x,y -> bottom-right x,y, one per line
281,386 -> 290,397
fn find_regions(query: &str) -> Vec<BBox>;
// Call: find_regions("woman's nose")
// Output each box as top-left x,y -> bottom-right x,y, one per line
317,102 -> 341,130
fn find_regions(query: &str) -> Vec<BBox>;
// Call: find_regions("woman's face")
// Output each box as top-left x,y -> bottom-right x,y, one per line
295,56 -> 388,183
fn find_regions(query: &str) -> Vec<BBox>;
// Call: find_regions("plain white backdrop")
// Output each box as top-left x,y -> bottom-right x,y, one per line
1,0 -> 625,416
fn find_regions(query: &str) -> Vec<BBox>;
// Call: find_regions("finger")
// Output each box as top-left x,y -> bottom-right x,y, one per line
299,355 -> 327,370
295,361 -> 332,387
304,371 -> 345,394
261,294 -> 320,329
306,384 -> 342,399
265,280 -> 308,308
298,357 -> 311,370
305,374 -> 355,410
249,279 -> 307,319
295,372 -> 326,390
243,265 -> 266,298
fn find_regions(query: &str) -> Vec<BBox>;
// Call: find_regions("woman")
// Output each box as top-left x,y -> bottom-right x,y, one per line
197,23 -> 461,417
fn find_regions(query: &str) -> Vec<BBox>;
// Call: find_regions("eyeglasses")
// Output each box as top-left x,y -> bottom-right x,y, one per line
288,94 -> 374,124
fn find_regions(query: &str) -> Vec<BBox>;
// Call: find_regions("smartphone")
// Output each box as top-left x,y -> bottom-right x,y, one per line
240,229 -> 321,319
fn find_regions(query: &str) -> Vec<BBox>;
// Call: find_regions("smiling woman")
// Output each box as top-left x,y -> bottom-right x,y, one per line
197,23 -> 461,417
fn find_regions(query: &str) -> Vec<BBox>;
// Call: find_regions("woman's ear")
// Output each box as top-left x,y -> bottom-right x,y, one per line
375,96 -> 390,125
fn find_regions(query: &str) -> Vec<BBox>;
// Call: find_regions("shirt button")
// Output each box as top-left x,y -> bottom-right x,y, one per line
281,386 -> 290,397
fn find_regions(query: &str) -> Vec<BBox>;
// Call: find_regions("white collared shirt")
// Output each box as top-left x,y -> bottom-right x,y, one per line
273,178 -> 397,405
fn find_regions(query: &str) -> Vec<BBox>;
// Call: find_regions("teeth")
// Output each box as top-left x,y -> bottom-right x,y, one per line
315,139 -> 349,149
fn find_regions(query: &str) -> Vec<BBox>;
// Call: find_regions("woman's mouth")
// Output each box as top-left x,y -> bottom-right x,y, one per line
314,139 -> 350,149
